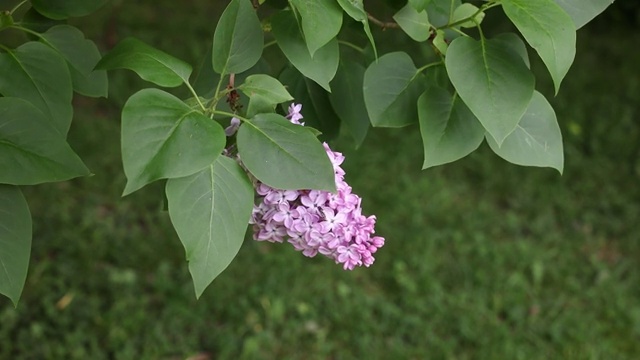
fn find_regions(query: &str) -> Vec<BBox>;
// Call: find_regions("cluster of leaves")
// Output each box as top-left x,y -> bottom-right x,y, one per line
0,0 -> 108,306
0,0 -> 614,304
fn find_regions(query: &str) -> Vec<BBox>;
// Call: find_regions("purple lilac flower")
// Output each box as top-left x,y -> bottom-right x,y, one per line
224,117 -> 241,136
249,103 -> 385,270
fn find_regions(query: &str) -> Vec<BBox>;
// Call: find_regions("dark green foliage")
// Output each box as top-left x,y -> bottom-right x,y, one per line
2,20 -> 640,357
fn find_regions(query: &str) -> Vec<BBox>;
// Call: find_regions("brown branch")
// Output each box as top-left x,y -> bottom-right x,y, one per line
367,12 -> 399,30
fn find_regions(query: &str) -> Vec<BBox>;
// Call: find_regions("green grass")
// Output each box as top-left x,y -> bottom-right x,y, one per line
2,2 -> 640,359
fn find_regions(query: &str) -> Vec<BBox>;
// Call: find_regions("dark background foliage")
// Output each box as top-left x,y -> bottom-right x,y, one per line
1,0 -> 639,358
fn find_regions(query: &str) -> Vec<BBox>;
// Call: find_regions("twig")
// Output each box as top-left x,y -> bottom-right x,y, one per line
366,12 -> 399,30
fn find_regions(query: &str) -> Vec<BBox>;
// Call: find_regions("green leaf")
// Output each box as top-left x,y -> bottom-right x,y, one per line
237,113 -> 336,191
554,0 -> 613,29
40,25 -> 108,98
451,3 -> 485,28
238,74 -> 293,105
363,52 -> 423,127
418,87 -> 484,168
212,0 -> 264,75
329,61 -> 370,148
121,89 -> 225,195
393,3 -> 432,42
486,91 -> 564,173
433,30 -> 448,55
96,37 -> 192,88
280,67 -> 341,141
493,32 -> 530,68
427,0 -> 461,27
21,8 -> 63,33
0,98 -> 89,185
291,0 -> 343,57
0,41 -> 72,135
445,36 -> 534,145
31,0 -> 107,19
0,185 -> 31,307
409,0 -> 432,12
272,10 -> 339,92
246,94 -> 276,118
501,0 -> 576,93
166,156 -> 253,298
336,0 -> 377,58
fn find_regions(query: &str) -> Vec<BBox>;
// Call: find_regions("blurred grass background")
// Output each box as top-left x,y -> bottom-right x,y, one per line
2,1 -> 640,358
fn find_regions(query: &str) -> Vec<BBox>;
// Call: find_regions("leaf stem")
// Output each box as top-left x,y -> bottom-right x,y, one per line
415,61 -> 443,74
185,82 -> 206,112
366,12 -> 399,30
338,40 -> 364,54
10,0 -> 28,15
208,74 -> 227,117
213,110 -> 249,122
263,40 -> 277,49
438,1 -> 500,30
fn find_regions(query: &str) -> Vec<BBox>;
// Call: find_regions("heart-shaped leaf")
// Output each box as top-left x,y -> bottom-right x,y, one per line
487,91 -> 564,173
502,0 -> 576,93
554,0 -> 613,29
336,0 -> 377,58
40,25 -> 108,97
237,113 -> 335,191
31,0 -> 107,19
393,3 -> 432,42
96,37 -> 192,88
272,10 -> 339,92
121,89 -> 225,195
166,156 -> 253,298
212,0 -> 264,75
291,0 -> 343,57
418,87 -> 484,168
363,51 -> 423,127
237,74 -> 293,105
329,61 -> 370,147
0,185 -> 31,307
409,0 -> 432,12
445,36 -> 534,145
0,41 -> 72,135
451,3 -> 485,28
0,98 -> 89,185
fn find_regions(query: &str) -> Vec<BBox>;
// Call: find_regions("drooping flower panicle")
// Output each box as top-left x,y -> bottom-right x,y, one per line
249,104 -> 384,270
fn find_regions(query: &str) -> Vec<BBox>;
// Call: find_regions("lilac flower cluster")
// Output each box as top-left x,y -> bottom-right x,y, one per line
248,104 -> 384,270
